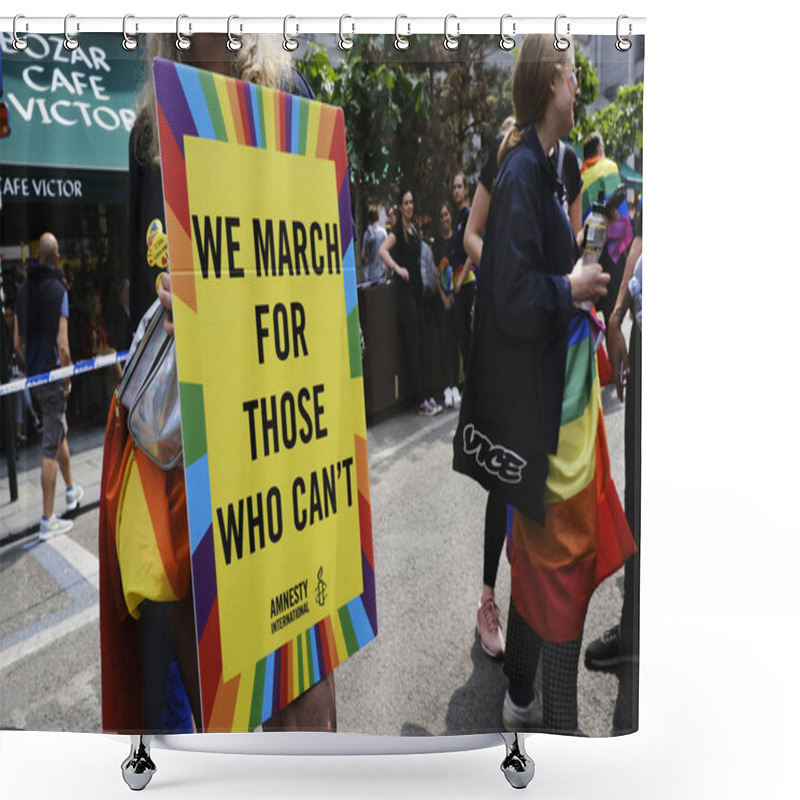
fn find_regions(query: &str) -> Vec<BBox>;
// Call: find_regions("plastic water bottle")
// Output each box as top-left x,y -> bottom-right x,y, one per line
574,202 -> 609,311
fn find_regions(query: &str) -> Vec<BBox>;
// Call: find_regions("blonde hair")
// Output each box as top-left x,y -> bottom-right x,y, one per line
133,34 -> 293,165
498,34 -> 572,165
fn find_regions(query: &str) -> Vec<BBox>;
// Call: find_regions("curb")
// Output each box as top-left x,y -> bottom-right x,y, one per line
0,500 -> 100,549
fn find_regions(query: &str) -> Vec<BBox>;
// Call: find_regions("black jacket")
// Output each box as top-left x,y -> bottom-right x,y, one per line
453,126 -> 577,524
14,261 -> 67,377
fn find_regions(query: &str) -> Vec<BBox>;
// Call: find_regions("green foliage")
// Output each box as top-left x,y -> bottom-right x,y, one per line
300,39 -> 429,197
300,37 -> 642,240
299,36 -> 514,241
574,45 -> 599,123
572,82 -> 644,166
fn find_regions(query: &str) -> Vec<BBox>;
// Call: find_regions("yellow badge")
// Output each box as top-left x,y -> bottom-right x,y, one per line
147,231 -> 169,269
146,218 -> 163,248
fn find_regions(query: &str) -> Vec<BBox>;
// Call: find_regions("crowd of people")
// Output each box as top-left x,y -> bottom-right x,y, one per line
5,30 -> 643,744
355,135 -> 637,425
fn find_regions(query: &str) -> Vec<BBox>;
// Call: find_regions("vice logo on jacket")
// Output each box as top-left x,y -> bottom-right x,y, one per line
462,424 -> 527,484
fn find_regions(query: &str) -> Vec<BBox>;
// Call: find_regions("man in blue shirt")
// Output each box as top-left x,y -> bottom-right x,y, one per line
14,233 -> 84,539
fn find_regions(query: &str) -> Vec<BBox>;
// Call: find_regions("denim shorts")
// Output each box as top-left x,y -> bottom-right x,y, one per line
31,381 -> 68,459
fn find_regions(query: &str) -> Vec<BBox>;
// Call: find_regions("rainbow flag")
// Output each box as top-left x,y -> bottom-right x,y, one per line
580,155 -> 622,220
509,311 -> 636,643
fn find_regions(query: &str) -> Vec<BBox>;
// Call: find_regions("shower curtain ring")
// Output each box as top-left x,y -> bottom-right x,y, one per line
227,15 -> 242,52
283,16 -> 299,52
64,14 -> 80,51
554,14 -> 571,51
616,15 -> 632,51
12,15 -> 28,51
176,14 -> 192,51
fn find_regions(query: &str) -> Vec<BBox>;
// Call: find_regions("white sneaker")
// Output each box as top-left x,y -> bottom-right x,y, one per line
39,515 -> 74,540
451,386 -> 461,408
427,397 -> 443,416
501,690 -> 543,731
65,484 -> 84,512
418,400 -> 436,416
444,387 -> 454,408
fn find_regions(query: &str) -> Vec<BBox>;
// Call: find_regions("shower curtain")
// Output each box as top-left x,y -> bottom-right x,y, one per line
0,22 -> 644,741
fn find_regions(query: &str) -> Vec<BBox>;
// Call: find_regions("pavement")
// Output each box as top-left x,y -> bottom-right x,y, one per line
1,422 -> 106,543
1,376 -> 634,737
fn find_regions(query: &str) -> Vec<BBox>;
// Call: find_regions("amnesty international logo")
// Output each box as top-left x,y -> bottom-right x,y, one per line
315,567 -> 327,607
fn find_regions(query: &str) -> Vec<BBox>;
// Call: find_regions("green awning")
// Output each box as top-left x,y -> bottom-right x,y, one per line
0,33 -> 143,202
619,163 -> 643,186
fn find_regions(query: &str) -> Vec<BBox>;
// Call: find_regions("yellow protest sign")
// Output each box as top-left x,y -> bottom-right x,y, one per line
154,58 -> 376,733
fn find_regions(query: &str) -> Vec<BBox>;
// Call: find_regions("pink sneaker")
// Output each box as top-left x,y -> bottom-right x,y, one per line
477,595 -> 505,658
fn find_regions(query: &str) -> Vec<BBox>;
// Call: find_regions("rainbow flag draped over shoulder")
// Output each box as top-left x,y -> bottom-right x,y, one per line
580,155 -> 622,220
509,311 -> 636,643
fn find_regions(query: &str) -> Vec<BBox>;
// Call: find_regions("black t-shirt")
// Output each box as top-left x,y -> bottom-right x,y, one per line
432,233 -> 453,266
389,225 -> 422,298
128,128 -> 166,330
478,139 -> 502,193
553,141 -> 582,207
451,206 -> 470,269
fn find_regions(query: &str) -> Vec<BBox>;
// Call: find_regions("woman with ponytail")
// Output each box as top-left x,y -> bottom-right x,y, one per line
453,34 -> 635,734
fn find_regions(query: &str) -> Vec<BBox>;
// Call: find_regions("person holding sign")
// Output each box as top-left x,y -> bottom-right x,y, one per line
100,32 -> 335,736
378,189 -> 442,417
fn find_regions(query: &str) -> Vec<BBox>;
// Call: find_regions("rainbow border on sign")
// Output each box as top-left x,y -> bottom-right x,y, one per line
153,59 -> 376,732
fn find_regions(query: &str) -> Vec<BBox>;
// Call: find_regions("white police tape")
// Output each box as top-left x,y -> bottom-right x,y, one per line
0,350 -> 129,398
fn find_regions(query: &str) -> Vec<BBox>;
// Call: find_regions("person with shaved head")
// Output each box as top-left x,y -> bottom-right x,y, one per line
14,232 -> 84,539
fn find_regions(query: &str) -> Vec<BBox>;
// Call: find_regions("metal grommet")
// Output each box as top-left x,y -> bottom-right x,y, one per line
616,15 -> 632,52
12,15 -> 28,51
443,14 -> 460,51
176,14 -> 191,51
394,15 -> 410,51
122,15 -> 138,51
283,16 -> 299,52
64,13 -> 80,51
554,14 -> 571,51
499,14 -> 515,51
339,15 -> 354,51
227,15 -> 242,52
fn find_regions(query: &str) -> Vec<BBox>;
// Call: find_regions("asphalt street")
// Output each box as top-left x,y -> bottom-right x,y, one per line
1,370 -> 632,738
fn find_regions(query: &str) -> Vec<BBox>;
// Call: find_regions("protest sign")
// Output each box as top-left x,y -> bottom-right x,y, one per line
153,58 -> 376,733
